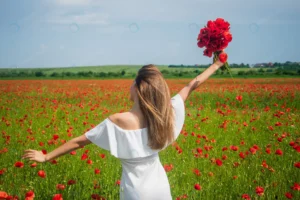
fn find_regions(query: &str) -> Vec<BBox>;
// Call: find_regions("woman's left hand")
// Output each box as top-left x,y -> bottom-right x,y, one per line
21,149 -> 47,163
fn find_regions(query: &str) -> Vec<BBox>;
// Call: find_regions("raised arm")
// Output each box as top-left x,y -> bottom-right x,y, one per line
178,53 -> 225,102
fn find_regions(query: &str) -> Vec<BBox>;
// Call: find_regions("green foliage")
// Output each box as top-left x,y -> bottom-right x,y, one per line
50,72 -> 61,77
237,71 -> 245,76
35,71 -> 46,77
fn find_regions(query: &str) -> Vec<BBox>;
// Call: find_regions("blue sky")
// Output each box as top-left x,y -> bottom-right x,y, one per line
0,0 -> 299,68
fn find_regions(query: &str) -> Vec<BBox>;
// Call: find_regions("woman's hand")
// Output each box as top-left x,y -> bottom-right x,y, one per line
213,50 -> 226,68
21,149 -> 47,163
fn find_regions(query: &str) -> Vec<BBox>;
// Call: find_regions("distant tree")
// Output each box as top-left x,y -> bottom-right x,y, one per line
35,71 -> 45,77
193,69 -> 201,74
50,72 -> 60,77
275,68 -> 283,75
245,69 -> 257,75
98,72 -> 107,77
237,71 -> 245,75
121,70 -> 126,76
258,68 -> 265,73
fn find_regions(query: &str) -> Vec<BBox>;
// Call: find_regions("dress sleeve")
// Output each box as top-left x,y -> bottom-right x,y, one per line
171,93 -> 185,140
84,119 -> 114,152
84,118 -> 160,159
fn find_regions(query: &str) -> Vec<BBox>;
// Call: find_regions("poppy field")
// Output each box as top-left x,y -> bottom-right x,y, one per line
0,78 -> 300,200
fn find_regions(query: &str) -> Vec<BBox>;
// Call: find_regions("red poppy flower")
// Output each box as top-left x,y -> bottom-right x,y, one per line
56,184 -> 65,190
25,190 -> 35,200
67,180 -> 76,185
38,170 -> 46,178
236,95 -> 242,101
275,149 -> 283,155
255,186 -> 264,196
285,192 -> 292,199
95,168 -> 101,174
81,153 -> 88,160
52,194 -> 63,200
241,194 -> 251,200
194,183 -> 201,190
291,183 -> 300,191
216,159 -> 223,166
14,161 -> 24,168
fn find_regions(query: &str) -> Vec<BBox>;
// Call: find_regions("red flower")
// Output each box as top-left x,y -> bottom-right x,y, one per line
223,31 -> 232,42
236,95 -> 242,101
219,52 -> 228,63
25,190 -> 35,200
87,159 -> 93,164
215,18 -> 230,30
38,170 -> 46,178
255,186 -> 264,196
42,149 -> 47,155
203,48 -> 213,57
67,180 -> 76,185
100,154 -> 106,159
285,192 -> 292,199
294,162 -> 300,168
164,164 -> 174,172
81,153 -> 88,160
194,183 -> 201,190
193,168 -> 201,176
52,194 -> 63,200
230,145 -> 239,151
241,194 -> 251,200
216,159 -> 223,166
0,191 -> 8,199
56,184 -> 65,190
53,134 -> 59,140
0,168 -> 6,175
239,152 -> 246,159
291,182 -> 300,191
30,162 -> 37,168
116,180 -> 121,185
275,149 -> 283,156
95,168 -> 101,174
14,161 -> 24,168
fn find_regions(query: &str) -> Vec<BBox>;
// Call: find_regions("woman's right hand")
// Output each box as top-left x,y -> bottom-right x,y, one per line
214,50 -> 226,68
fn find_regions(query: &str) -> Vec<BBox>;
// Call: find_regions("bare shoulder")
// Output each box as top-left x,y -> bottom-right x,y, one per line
108,112 -> 145,130
108,112 -> 132,128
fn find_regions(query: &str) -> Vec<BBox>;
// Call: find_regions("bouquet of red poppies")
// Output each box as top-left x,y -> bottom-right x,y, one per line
197,18 -> 232,72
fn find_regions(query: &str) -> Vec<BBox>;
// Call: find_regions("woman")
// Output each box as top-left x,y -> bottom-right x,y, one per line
21,56 -> 225,200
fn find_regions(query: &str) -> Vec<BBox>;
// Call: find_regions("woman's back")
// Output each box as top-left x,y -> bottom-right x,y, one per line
84,93 -> 185,200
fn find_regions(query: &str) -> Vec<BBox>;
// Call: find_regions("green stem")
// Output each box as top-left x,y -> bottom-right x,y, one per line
213,52 -> 235,84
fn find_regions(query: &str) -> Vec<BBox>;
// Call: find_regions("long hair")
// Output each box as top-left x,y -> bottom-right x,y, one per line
134,64 -> 175,150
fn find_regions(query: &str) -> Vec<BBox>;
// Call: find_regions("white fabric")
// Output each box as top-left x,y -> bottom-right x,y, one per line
85,94 -> 185,200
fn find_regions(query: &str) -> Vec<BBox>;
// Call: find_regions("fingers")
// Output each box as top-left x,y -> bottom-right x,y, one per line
21,153 -> 34,159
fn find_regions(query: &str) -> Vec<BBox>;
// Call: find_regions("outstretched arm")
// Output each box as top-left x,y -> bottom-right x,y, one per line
178,52 -> 225,102
21,134 -> 91,163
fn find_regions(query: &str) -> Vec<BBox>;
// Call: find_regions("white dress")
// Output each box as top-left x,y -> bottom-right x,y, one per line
85,94 -> 185,200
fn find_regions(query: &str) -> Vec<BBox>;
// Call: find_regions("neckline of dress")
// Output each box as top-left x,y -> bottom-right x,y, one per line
106,118 -> 148,132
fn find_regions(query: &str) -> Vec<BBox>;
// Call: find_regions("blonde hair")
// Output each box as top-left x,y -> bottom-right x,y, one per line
135,64 -> 175,150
